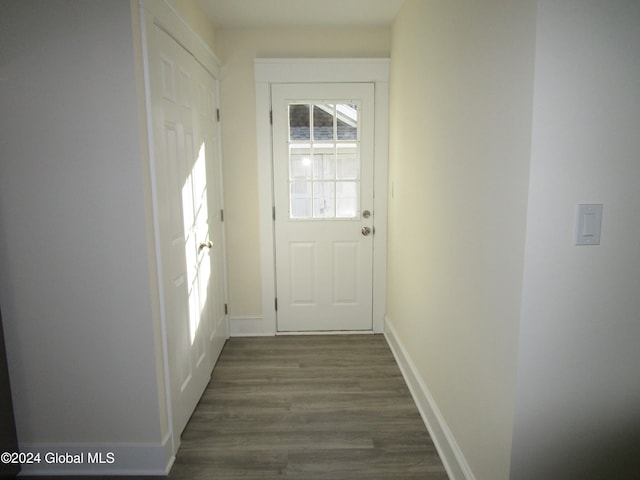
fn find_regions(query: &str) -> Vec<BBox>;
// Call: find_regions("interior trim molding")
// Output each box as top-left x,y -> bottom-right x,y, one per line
140,0 -> 221,77
17,437 -> 173,476
384,316 -> 475,480
254,58 -> 390,83
229,316 -> 273,337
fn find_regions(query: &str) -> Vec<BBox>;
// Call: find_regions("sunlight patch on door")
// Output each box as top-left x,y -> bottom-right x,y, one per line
183,142 -> 212,344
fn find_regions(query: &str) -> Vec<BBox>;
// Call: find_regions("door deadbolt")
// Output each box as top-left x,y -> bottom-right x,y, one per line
362,210 -> 371,218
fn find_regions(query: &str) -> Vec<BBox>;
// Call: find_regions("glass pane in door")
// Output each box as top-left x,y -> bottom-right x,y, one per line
313,104 -> 334,141
336,144 -> 358,180
313,145 -> 335,180
287,101 -> 361,220
289,145 -> 312,180
289,104 -> 310,141
290,182 -> 311,219
313,181 -> 335,218
336,104 -> 358,140
336,182 -> 358,218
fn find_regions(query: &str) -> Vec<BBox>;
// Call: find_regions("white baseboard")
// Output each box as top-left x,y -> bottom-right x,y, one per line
277,330 -> 374,335
384,316 -> 475,480
229,316 -> 273,337
17,435 -> 173,476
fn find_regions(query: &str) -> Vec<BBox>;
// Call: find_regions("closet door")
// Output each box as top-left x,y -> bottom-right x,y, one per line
145,18 -> 227,440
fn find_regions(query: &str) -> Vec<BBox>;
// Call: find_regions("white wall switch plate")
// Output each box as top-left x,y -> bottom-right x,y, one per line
575,204 -> 603,246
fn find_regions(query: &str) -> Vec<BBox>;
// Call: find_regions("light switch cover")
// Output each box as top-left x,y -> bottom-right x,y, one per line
575,204 -> 603,246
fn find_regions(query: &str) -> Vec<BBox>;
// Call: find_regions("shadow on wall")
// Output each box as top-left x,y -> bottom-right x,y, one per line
515,421 -> 640,480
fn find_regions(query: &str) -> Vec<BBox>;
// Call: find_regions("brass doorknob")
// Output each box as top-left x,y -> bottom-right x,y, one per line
198,241 -> 213,251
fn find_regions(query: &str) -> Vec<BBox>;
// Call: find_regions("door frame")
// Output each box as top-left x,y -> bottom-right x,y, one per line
254,58 -> 389,335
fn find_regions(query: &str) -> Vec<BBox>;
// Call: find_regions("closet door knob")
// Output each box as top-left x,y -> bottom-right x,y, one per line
198,241 -> 213,251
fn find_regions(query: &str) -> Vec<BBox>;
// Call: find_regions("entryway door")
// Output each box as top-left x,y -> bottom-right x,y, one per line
272,83 -> 375,332
146,24 -> 227,439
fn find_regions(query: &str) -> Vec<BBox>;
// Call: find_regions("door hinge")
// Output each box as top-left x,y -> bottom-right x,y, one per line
270,109 -> 273,125
220,209 -> 224,222
224,303 -> 228,315
275,297 -> 278,311
216,108 -> 220,122
272,206 -> 276,221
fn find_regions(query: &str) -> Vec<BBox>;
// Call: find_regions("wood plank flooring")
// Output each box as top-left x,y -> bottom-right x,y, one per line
169,334 -> 447,479
23,335 -> 448,479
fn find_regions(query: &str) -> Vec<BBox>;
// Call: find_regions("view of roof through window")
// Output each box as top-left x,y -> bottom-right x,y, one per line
289,104 -> 358,141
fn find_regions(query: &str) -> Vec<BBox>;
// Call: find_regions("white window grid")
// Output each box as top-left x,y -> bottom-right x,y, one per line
287,102 -> 361,220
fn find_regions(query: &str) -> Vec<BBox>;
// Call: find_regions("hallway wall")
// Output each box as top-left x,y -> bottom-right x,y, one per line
387,0 -> 537,478
511,1 -> 640,477
389,1 -> 640,479
0,0 -> 166,458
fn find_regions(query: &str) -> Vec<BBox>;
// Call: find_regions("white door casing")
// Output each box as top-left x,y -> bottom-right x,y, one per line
254,59 -> 389,336
142,4 -> 227,453
272,83 -> 375,331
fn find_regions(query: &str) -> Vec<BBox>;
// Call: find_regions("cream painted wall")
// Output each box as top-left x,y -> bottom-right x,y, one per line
0,0 -> 165,451
170,0 -> 217,53
511,1 -> 640,478
388,1 -> 537,479
215,27 -> 390,317
0,1 -> 221,472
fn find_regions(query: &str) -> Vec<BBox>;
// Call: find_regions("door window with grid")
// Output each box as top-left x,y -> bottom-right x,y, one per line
288,103 -> 360,219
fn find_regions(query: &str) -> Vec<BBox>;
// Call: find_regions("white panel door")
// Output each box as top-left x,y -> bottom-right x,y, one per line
148,25 -> 226,438
272,83 -> 375,332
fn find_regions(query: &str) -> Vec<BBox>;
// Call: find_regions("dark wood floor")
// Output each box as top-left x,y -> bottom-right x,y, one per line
23,335 -> 448,479
170,334 -> 448,479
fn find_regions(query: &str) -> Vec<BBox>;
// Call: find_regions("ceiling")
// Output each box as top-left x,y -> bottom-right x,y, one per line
194,0 -> 407,28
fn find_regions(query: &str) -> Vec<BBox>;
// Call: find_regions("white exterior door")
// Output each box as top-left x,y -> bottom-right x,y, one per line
147,25 -> 226,438
272,83 -> 375,332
